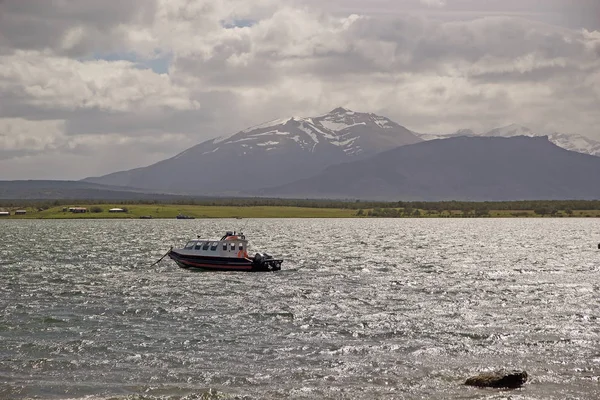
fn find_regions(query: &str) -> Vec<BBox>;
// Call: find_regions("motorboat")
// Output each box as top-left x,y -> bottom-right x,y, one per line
168,231 -> 283,272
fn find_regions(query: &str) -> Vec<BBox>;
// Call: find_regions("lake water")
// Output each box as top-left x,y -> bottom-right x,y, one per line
1,218 -> 599,399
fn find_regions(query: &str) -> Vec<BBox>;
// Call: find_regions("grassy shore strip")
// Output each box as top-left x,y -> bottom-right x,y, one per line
0,204 -> 358,219
2,204 -> 600,219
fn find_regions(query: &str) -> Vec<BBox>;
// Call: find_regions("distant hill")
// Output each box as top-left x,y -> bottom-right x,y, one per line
0,180 -> 185,200
417,124 -> 600,157
257,136 -> 600,201
83,108 -> 422,196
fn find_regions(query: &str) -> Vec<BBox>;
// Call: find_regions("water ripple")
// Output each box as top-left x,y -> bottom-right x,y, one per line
1,218 -> 600,399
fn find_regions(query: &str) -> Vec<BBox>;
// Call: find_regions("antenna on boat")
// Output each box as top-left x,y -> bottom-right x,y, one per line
239,218 -> 250,234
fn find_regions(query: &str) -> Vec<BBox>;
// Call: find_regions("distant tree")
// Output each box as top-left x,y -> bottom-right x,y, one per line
565,209 -> 573,216
475,208 -> 490,217
356,209 -> 364,216
90,206 -> 103,213
534,208 -> 550,217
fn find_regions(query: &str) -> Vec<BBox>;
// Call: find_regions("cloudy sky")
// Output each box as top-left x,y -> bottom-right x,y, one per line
1,0 -> 599,180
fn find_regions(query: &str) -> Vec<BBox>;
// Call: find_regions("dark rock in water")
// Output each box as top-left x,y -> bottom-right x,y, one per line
464,370 -> 528,388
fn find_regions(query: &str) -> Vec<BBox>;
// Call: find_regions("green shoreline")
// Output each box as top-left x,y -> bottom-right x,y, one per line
1,203 -> 600,219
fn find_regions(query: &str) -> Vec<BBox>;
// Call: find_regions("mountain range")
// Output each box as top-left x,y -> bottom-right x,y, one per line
84,108 -> 422,195
4,108 -> 599,201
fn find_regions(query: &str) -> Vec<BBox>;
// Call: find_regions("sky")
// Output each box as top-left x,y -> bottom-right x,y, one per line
0,0 -> 599,180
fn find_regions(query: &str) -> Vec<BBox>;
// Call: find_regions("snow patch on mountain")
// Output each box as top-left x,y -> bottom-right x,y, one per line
243,117 -> 292,133
306,122 -> 335,139
256,141 -> 279,147
250,130 -> 290,137
373,116 -> 394,129
201,147 -> 220,155
319,120 -> 350,131
297,123 -> 320,144
321,121 -> 367,131
483,124 -> 536,137
227,137 -> 255,144
332,137 -> 358,147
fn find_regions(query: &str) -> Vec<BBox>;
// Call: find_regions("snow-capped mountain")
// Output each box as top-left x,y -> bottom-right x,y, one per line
546,132 -> 600,157
209,107 -> 420,157
84,108 -> 422,195
417,124 -> 600,157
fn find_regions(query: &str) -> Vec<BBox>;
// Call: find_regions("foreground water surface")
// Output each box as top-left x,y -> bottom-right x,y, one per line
1,218 -> 599,399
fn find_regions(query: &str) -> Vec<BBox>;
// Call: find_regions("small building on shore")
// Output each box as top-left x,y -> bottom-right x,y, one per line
69,207 -> 88,213
109,208 -> 126,213
0,211 -> 9,217
15,210 -> 27,215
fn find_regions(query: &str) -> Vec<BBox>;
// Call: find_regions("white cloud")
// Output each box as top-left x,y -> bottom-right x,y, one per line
0,51 -> 199,114
0,0 -> 599,179
419,0 -> 446,8
0,119 -> 66,157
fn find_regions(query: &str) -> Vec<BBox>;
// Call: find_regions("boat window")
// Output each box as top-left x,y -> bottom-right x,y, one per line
230,242 -> 236,251
210,242 -> 218,251
202,242 -> 210,250
222,242 -> 227,250
184,241 -> 195,249
194,241 -> 204,250
238,243 -> 244,251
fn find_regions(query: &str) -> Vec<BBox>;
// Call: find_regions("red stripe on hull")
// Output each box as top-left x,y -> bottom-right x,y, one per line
169,253 -> 254,271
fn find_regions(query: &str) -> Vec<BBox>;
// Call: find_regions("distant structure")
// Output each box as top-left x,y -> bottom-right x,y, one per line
15,210 -> 27,215
109,208 -> 126,213
69,207 -> 88,213
0,211 -> 9,217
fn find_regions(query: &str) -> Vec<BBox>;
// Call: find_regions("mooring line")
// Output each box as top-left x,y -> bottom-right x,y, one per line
149,247 -> 172,267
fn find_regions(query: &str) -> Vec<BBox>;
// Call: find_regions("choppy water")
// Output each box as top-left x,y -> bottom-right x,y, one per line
1,218 -> 599,399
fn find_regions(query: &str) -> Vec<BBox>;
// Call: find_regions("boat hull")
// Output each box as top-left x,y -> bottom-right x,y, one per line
168,250 -> 281,272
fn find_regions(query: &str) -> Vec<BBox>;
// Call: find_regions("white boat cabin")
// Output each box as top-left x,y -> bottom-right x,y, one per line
182,231 -> 249,258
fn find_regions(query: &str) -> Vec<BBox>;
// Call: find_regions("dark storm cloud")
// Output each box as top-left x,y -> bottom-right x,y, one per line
0,0 -> 157,56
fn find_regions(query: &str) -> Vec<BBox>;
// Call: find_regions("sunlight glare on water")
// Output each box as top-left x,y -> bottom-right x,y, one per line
1,218 -> 599,399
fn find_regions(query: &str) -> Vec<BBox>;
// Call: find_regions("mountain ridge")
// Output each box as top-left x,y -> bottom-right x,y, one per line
416,124 -> 600,157
0,180 -> 187,200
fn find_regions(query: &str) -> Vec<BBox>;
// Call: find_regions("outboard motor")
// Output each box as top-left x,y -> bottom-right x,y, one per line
252,252 -> 282,271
